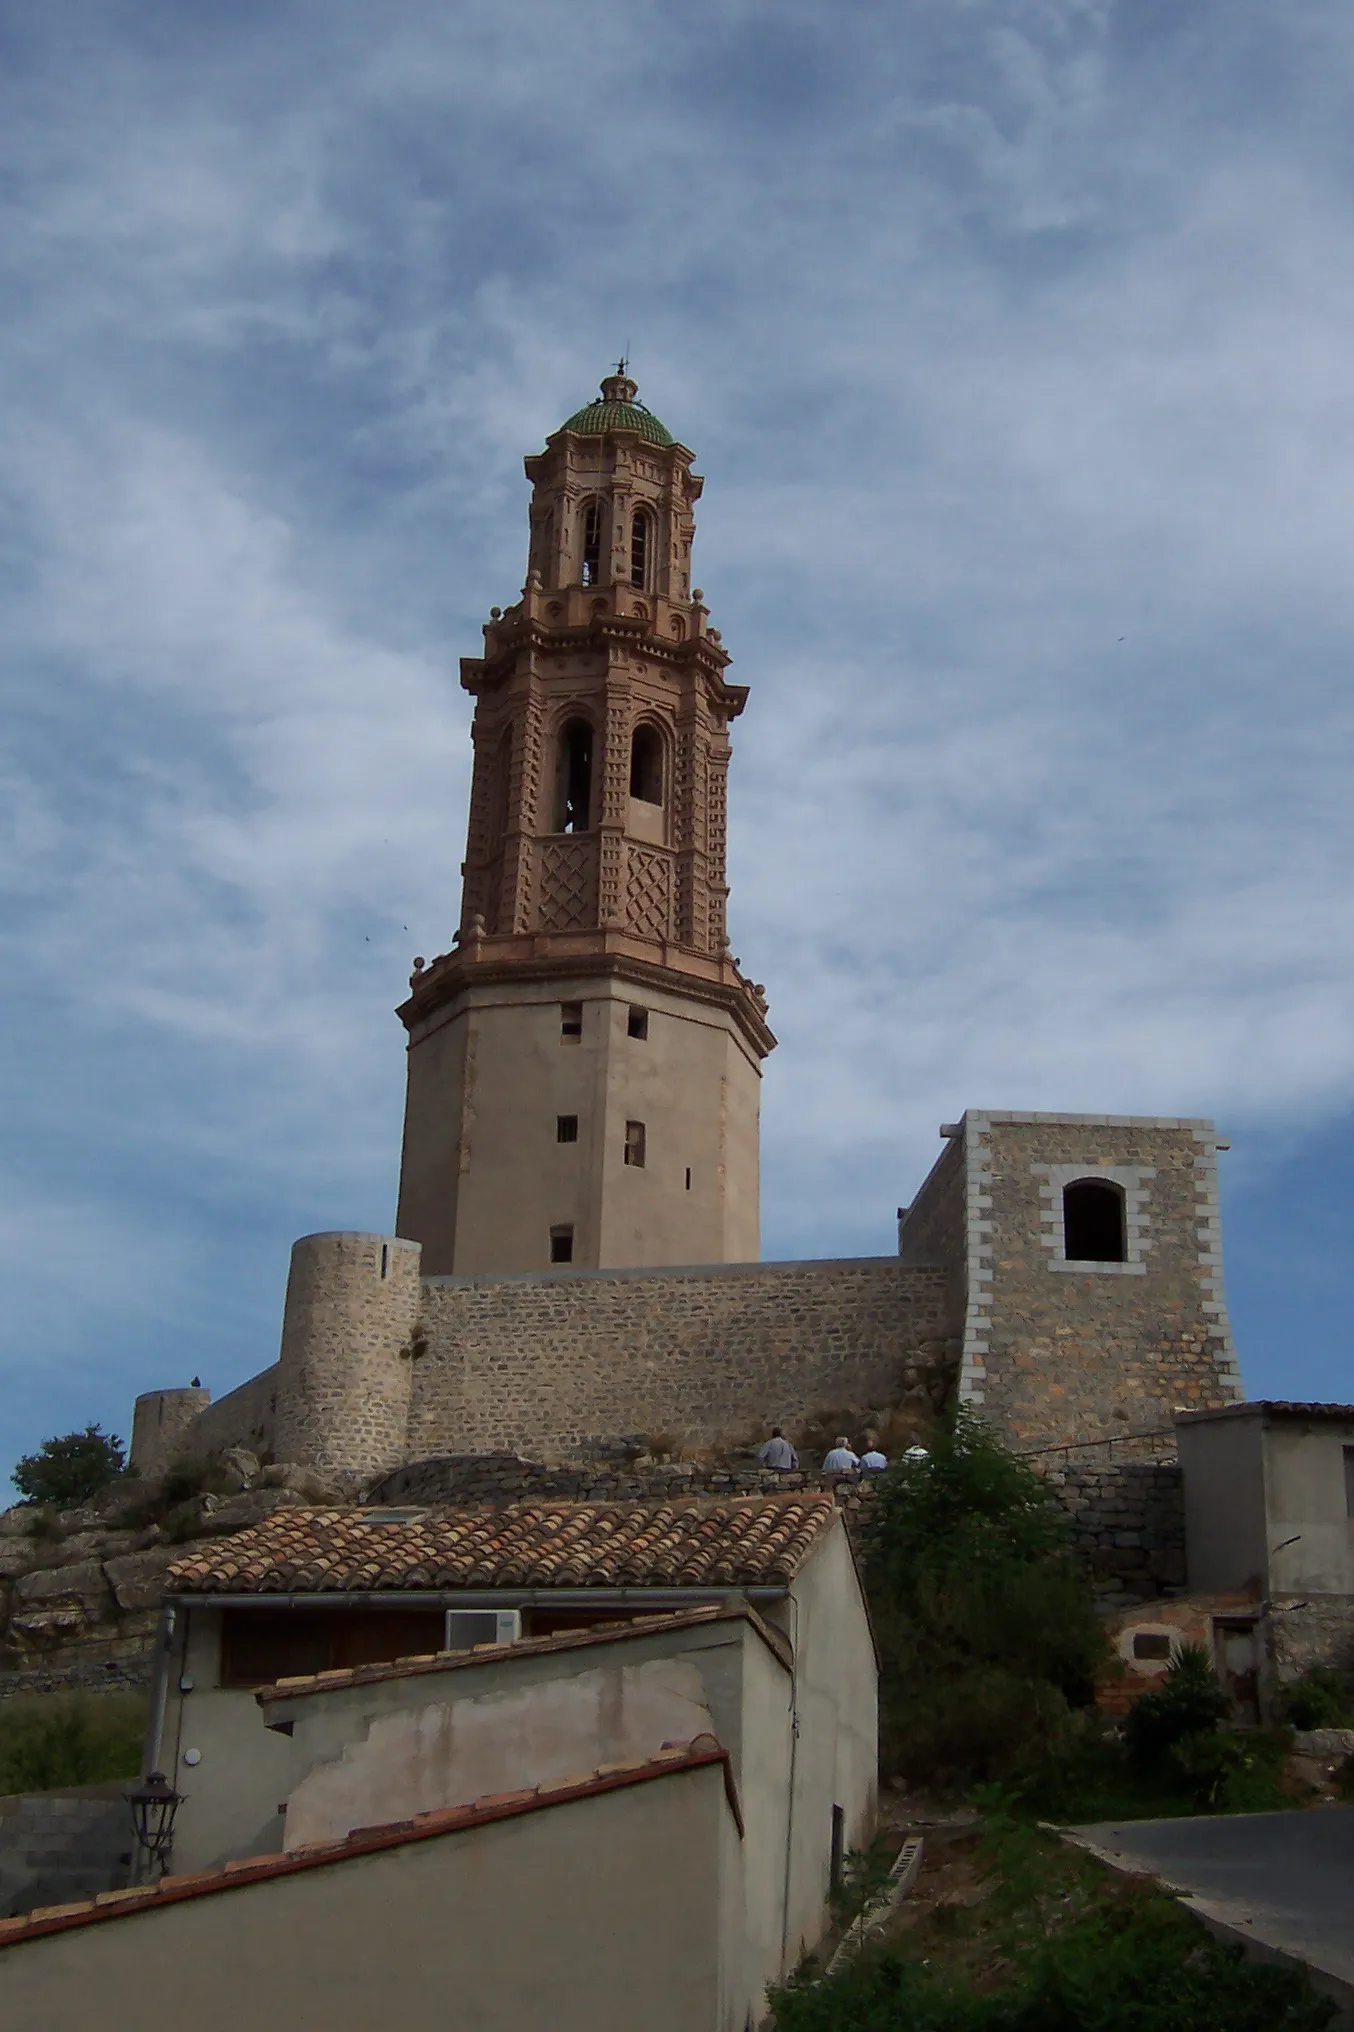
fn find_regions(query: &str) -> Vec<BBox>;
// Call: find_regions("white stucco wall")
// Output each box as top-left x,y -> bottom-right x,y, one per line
2,1764 -> 747,2032
283,1653 -> 714,1849
1178,1413 -> 1268,1593
158,1608 -> 300,1878
783,1522 -> 879,1962
1263,1416 -> 1354,1595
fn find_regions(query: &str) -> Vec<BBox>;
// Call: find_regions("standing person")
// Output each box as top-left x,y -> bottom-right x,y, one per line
822,1436 -> 860,1473
757,1427 -> 799,1471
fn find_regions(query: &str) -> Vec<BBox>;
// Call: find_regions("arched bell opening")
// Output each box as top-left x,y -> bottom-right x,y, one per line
554,718 -> 595,833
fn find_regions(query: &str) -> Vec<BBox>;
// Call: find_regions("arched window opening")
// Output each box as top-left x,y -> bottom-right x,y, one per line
581,501 -> 603,586
629,723 -> 663,805
1063,1179 -> 1127,1263
630,509 -> 651,589
555,718 -> 593,833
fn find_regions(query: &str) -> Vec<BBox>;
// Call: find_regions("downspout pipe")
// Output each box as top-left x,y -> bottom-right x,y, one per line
144,1601 -> 177,1775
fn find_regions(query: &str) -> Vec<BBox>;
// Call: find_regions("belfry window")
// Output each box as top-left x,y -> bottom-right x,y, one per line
1062,1179 -> 1127,1263
581,501 -> 602,586
629,725 -> 663,805
630,509 -> 651,589
556,719 -> 593,832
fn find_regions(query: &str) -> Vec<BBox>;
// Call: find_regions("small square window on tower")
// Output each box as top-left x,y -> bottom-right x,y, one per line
627,1005 -> 649,1040
624,1120 -> 646,1168
557,1115 -> 578,1144
560,1002 -> 583,1041
550,1224 -> 574,1263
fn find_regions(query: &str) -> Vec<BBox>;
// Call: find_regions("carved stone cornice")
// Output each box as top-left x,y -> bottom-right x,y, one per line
399,932 -> 775,1060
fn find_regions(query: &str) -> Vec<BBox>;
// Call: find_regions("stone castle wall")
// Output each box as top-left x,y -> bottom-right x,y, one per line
408,1256 -> 960,1461
272,1234 -> 423,1478
130,1112 -> 1245,1488
185,1366 -> 280,1464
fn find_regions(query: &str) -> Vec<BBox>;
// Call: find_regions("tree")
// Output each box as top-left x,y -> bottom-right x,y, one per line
863,1408 -> 1104,1781
12,1425 -> 125,1507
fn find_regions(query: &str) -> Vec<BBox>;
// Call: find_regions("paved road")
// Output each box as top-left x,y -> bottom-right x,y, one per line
1068,1807 -> 1354,2009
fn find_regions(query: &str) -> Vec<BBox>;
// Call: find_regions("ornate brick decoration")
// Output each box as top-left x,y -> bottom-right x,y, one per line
538,837 -> 598,932
624,846 -> 673,941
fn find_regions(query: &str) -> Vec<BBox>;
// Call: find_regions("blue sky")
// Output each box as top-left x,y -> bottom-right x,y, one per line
3,0 -> 1353,1484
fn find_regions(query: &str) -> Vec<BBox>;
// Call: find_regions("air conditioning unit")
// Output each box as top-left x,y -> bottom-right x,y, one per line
443,1608 -> 521,1652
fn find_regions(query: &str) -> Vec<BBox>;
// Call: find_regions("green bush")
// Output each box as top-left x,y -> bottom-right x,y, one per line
1123,1642 -> 1230,1771
0,1694 -> 147,1794
1278,1666 -> 1351,1731
11,1426 -> 125,1508
863,1410 -> 1105,1783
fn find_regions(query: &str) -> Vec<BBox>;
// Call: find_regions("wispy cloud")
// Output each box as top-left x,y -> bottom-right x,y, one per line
3,0 -> 1354,1473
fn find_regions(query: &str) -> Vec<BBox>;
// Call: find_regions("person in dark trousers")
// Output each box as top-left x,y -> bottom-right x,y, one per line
757,1427 -> 798,1471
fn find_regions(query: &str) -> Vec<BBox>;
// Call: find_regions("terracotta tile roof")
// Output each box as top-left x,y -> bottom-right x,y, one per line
1177,1400 -> 1354,1423
255,1602 -> 792,1706
166,1496 -> 838,1595
0,1741 -> 738,1952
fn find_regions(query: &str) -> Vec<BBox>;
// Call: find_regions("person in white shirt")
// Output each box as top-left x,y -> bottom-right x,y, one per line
822,1436 -> 860,1473
757,1427 -> 799,1471
859,1448 -> 888,1472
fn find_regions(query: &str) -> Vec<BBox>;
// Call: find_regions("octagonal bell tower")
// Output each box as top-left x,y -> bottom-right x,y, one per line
395,371 -> 774,1275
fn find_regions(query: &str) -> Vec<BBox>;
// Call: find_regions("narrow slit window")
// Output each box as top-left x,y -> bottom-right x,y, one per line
560,1002 -> 583,1040
629,725 -> 663,805
1062,1179 -> 1127,1263
1344,1447 -> 1354,1519
630,509 -> 650,589
550,1224 -> 574,1264
581,501 -> 602,586
624,1120 -> 646,1168
830,1806 -> 845,1894
685,1167 -> 692,1191
380,1243 -> 389,1280
627,1005 -> 649,1040
557,1114 -> 578,1144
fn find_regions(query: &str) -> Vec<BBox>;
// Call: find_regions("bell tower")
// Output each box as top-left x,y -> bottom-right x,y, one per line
394,371 -> 774,1275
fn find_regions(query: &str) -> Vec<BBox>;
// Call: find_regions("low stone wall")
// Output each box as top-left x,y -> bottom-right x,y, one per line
370,1454 -> 870,1506
1268,1597 -> 1354,1680
0,1782 -> 132,1918
409,1258 -> 959,1461
373,1450 -> 1188,1613
1038,1459 -> 1186,1611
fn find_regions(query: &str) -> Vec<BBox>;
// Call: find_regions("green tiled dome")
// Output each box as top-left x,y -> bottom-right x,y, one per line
560,373 -> 674,446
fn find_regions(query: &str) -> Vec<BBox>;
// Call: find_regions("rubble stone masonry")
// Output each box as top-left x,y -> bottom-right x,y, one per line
407,1257 -> 958,1461
901,1113 -> 1244,1450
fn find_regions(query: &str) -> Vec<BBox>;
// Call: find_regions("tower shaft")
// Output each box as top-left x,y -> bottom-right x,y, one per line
395,375 -> 773,1274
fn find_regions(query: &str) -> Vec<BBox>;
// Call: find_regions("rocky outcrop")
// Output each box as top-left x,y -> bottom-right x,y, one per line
0,1453 -> 353,1698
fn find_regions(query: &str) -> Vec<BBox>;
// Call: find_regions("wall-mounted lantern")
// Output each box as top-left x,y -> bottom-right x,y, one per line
126,1771 -> 182,1872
